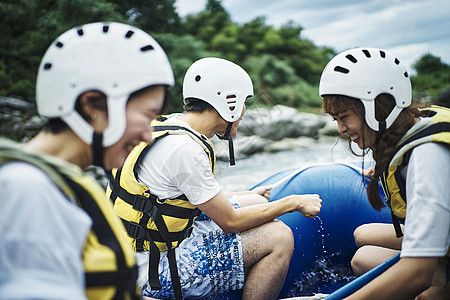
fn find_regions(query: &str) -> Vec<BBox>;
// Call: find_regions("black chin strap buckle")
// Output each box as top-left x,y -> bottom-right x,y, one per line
216,122 -> 235,166
92,132 -> 104,168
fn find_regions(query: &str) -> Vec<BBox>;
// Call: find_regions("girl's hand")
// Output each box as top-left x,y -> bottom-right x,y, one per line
362,166 -> 375,178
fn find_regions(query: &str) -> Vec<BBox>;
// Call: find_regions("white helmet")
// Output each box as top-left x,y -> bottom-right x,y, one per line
36,22 -> 175,147
182,57 -> 253,122
319,47 -> 411,131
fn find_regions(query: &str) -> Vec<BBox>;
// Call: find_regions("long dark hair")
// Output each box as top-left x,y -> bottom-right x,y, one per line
323,94 -> 426,210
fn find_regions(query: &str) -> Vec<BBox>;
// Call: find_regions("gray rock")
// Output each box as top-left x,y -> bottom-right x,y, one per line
266,136 -> 317,152
0,97 -> 46,141
212,135 -> 272,161
318,118 -> 340,137
240,105 -> 329,140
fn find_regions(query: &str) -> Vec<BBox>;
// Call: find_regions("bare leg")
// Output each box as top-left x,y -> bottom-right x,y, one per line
353,223 -> 403,249
240,220 -> 294,300
351,245 -> 400,276
351,223 -> 403,276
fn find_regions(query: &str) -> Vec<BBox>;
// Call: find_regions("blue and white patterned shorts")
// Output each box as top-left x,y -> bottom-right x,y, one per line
136,198 -> 244,299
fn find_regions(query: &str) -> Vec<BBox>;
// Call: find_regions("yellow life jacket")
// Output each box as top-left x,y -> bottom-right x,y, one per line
106,116 -> 216,299
379,106 -> 450,237
0,139 -> 140,300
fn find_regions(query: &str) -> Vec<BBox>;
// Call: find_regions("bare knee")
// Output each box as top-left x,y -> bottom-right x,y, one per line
353,223 -> 373,248
241,220 -> 294,269
351,247 -> 367,276
351,245 -> 400,276
269,220 -> 294,255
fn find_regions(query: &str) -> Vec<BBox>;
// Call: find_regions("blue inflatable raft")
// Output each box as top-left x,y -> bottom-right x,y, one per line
212,162 -> 392,299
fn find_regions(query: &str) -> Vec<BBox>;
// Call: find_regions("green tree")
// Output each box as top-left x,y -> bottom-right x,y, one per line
153,33 -> 214,113
183,0 -> 231,42
414,53 -> 448,74
0,0 -> 123,102
411,53 -> 450,100
181,3 -> 332,108
109,0 -> 183,34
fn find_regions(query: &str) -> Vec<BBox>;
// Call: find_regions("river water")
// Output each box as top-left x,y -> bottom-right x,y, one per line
215,138 -> 370,192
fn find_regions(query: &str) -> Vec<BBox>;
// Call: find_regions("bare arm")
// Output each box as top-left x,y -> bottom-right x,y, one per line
197,190 -> 322,233
225,185 -> 272,200
345,257 -> 438,300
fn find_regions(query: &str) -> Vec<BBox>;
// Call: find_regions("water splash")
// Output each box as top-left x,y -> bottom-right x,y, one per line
315,216 -> 327,256
287,216 -> 356,297
287,252 -> 356,297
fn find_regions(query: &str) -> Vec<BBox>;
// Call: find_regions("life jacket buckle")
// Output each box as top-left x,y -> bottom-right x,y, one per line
132,195 -> 152,212
125,221 -> 146,239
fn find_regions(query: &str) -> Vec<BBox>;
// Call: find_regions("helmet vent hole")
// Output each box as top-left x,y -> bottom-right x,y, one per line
390,87 -> 394,90
346,54 -> 357,63
404,72 -> 409,78
217,91 -> 221,95
380,50 -> 386,58
77,29 -> 84,36
43,63 -> 52,70
334,66 -> 349,74
141,45 -> 154,52
56,41 -> 63,48
195,75 -> 201,82
395,58 -> 400,65
103,25 -> 109,33
125,30 -> 134,38
227,95 -> 237,111
362,50 -> 371,58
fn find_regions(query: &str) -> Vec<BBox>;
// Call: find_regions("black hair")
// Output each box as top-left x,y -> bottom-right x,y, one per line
183,98 -> 215,113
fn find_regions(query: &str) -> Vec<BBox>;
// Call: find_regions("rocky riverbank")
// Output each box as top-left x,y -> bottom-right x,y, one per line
1,97 -> 339,160
0,97 -> 46,142
212,104 -> 339,161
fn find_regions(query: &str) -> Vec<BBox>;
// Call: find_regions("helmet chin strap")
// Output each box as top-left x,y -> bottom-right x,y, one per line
92,131 -> 105,169
373,120 -> 387,151
216,122 -> 235,166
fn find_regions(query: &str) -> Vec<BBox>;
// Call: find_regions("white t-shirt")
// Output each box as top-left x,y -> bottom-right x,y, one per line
400,142 -> 450,258
0,162 -> 92,299
138,118 -> 221,205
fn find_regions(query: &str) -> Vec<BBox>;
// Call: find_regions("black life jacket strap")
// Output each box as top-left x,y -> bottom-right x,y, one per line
168,248 -> 183,300
106,170 -> 118,203
108,168 -> 160,209
148,236 -> 163,290
85,264 -> 139,287
108,168 -> 194,218
391,211 -> 404,238
122,219 -> 195,244
63,174 -> 138,299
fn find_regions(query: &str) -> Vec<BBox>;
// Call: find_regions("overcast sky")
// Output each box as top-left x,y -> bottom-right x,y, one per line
175,0 -> 450,74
